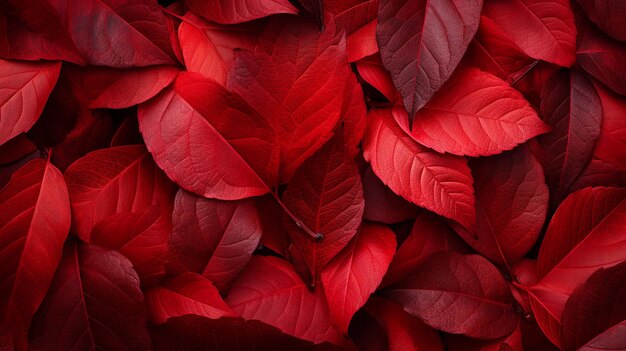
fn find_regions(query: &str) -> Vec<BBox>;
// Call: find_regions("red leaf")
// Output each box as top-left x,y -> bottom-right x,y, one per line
29,242 -> 151,351
356,53 -> 398,102
283,134 -> 364,279
226,256 -> 345,345
578,0 -> 626,41
528,187 -> 626,347
576,13 -> 626,96
447,325 -> 523,351
144,272 -> 236,324
384,252 -> 518,339
66,65 -> 179,109
376,0 -> 482,123
394,68 -> 550,156
178,13 -> 260,85
455,146 -> 548,267
578,321 -> 626,351
64,145 -> 176,284
364,297 -> 444,351
592,83 -> 626,172
228,16 -> 352,181
0,158 -> 70,349
139,72 -> 279,199
482,0 -> 576,67
151,315 -> 323,351
341,72 -> 368,157
381,210 -> 468,288
561,262 -> 626,351
321,223 -> 396,332
169,190 -> 262,292
464,15 -> 535,82
331,0 -> 379,62
363,108 -> 475,231
0,59 -> 60,146
536,69 -> 602,203
0,134 -> 36,165
182,0 -> 298,24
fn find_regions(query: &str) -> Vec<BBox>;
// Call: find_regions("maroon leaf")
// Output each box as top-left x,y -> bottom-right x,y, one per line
182,0 -> 298,24
64,145 -> 176,284
0,59 -> 60,146
578,321 -> 626,351
0,158 -> 70,349
29,242 -> 151,351
362,166 -> 420,224
578,0 -> 626,41
455,146 -> 548,267
321,223 -> 396,332
561,262 -> 626,351
394,68 -> 550,156
482,0 -> 576,67
139,72 -> 279,199
536,69 -> 602,203
169,189 -> 262,292
226,256 -> 345,345
376,0 -> 482,124
363,108 -> 475,231
384,252 -> 518,339
228,15 -> 352,181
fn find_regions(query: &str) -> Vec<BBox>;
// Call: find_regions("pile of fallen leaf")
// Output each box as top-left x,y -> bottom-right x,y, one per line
0,0 -> 625,350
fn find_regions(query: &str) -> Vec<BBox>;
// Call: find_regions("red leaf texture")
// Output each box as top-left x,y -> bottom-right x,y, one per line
0,159 -> 70,349
578,0 -> 626,41
182,0 -> 298,24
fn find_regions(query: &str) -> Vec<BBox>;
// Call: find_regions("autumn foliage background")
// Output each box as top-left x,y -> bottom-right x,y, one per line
0,0 -> 625,350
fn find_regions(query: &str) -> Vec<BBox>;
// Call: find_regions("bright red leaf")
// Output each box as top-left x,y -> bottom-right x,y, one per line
321,223 -> 396,332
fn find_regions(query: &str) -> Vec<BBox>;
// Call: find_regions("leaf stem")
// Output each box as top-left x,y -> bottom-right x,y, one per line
269,191 -> 323,242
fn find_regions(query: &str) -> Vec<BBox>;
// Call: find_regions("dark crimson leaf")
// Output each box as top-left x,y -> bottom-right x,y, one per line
0,59 -> 60,146
578,0 -> 626,41
362,166 -> 419,224
0,159 -> 70,349
139,72 -> 279,199
561,262 -> 626,351
283,134 -> 364,279
578,321 -> 626,351
363,108 -> 475,231
321,223 -> 396,332
384,252 -> 518,339
376,0 -> 482,124
29,242 -> 151,351
536,69 -> 602,203
455,146 -> 548,267
170,189 -> 262,292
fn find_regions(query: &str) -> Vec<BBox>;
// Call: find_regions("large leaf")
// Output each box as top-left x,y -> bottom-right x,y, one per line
384,252 -> 518,339
376,0 -> 482,124
226,256 -> 344,345
578,0 -> 626,41
64,145 -> 176,284
228,16 -> 352,181
283,134 -> 364,279
363,108 -> 475,231
321,223 -> 396,332
455,146 -> 548,267
144,272 -> 236,324
169,189 -> 262,292
0,59 -> 60,146
528,187 -> 626,347
592,83 -> 626,172
536,69 -> 602,203
482,0 -> 576,67
0,158 -> 70,350
561,262 -> 626,351
139,72 -> 279,200
182,0 -> 298,24
395,68 -> 549,156
29,242 -> 151,351
576,14 -> 626,96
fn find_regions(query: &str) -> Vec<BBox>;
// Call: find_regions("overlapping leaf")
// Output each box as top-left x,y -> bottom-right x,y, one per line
183,0 -> 298,24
